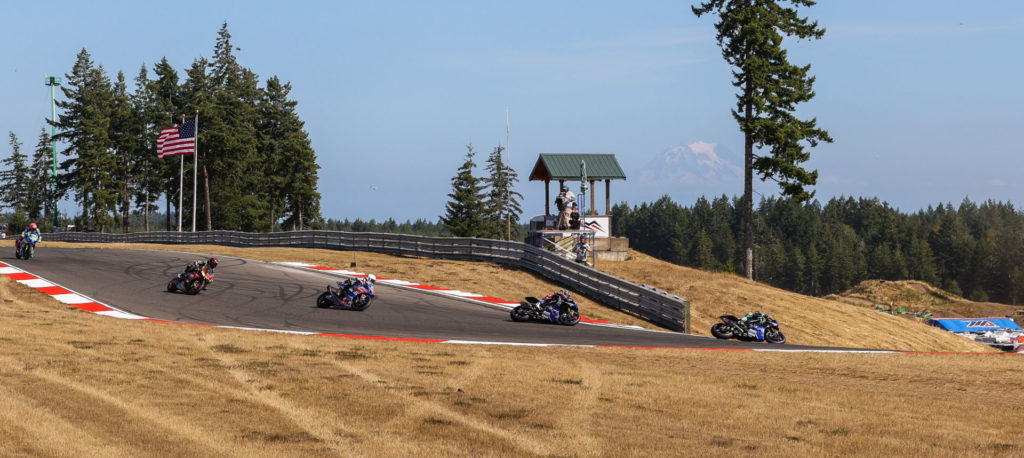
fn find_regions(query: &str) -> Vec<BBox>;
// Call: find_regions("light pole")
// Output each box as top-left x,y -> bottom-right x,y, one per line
45,76 -> 61,229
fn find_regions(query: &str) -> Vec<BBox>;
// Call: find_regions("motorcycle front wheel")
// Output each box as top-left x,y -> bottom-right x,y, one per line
765,330 -> 786,344
510,305 -> 531,322
184,279 -> 202,295
316,292 -> 333,308
167,279 -> 177,292
558,309 -> 581,326
710,323 -> 735,339
351,293 -> 372,311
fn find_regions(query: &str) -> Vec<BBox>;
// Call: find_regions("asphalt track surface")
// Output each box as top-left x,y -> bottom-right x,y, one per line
5,247 -> 861,351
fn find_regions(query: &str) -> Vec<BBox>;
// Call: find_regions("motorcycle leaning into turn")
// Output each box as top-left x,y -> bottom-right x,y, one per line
316,275 -> 377,311
710,312 -> 786,344
510,289 -> 581,326
167,258 -> 217,295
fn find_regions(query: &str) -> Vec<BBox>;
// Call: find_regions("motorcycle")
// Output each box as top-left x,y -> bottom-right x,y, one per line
510,293 -> 581,326
316,275 -> 376,311
166,263 -> 215,295
710,314 -> 786,344
14,232 -> 41,260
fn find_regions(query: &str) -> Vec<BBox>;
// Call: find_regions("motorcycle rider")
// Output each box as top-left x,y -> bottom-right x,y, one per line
18,222 -> 42,258
334,274 -> 376,307
540,289 -> 572,323
739,311 -> 769,338
185,257 -> 218,289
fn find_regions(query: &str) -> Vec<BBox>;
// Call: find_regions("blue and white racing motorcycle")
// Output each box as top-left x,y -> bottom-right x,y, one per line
510,290 -> 581,326
316,275 -> 377,311
15,232 -> 41,260
711,313 -> 786,344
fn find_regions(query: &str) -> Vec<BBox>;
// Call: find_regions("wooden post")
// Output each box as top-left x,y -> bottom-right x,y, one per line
605,179 -> 611,215
545,180 -> 551,216
590,179 -> 596,215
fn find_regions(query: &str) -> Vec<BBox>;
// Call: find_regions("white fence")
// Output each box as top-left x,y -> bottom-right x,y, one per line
45,230 -> 690,332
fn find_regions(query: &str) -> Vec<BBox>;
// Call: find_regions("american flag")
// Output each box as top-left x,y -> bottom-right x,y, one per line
156,119 -> 196,158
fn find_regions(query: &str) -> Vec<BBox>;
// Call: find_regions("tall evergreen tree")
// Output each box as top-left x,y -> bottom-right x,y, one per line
0,132 -> 30,214
149,57 -> 182,230
441,146 -> 489,237
28,129 -> 56,223
54,49 -> 118,231
693,0 -> 833,280
482,145 -> 524,240
131,64 -> 163,231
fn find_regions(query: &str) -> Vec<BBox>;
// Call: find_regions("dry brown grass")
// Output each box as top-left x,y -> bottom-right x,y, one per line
2,272 -> 1023,457
595,251 -> 994,352
832,279 -> 1024,326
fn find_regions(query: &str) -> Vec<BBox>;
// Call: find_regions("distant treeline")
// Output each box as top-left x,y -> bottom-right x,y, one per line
613,195 -> 1024,304
323,218 -> 449,236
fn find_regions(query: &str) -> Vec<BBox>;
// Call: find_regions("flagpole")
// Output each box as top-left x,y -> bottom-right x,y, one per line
177,115 -> 184,232
192,111 -> 198,232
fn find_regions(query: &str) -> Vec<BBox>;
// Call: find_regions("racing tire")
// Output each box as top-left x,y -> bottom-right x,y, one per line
316,292 -> 333,308
710,323 -> 735,339
167,279 -> 176,292
351,293 -> 372,311
558,309 -> 581,326
765,330 -> 786,344
184,279 -> 202,295
510,305 -> 531,322
15,250 -> 21,260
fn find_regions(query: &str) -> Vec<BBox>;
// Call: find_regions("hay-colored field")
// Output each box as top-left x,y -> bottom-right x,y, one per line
1,241 -> 1021,456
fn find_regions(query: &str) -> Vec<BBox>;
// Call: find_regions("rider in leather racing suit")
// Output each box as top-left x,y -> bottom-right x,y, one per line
541,290 -> 572,323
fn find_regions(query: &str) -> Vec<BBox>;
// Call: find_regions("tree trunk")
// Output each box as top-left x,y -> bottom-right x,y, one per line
298,197 -> 304,230
203,161 -> 211,231
744,88 -> 754,281
269,199 -> 275,233
145,188 -> 150,232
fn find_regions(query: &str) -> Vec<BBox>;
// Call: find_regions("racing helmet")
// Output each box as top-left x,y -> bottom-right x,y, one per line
366,274 -> 377,283
207,257 -> 218,268
558,289 -> 571,301
29,222 -> 37,229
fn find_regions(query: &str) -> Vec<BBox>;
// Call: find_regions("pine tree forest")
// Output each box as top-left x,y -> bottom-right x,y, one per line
613,194 -> 1024,304
0,22 -> 321,233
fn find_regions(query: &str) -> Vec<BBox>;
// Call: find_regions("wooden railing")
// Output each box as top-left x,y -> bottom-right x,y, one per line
45,230 -> 690,332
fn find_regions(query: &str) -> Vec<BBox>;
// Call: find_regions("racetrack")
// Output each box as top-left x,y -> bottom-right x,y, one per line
4,247 -> 865,351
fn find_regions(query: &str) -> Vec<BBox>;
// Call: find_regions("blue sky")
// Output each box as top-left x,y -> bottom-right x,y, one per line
2,1 -> 1023,222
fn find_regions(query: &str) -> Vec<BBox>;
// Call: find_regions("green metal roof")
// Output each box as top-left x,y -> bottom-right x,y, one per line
528,154 -> 626,181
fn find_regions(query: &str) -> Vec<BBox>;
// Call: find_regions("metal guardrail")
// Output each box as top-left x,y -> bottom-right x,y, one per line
45,230 -> 690,332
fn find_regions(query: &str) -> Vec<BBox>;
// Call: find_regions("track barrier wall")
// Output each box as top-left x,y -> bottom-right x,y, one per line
44,230 -> 690,332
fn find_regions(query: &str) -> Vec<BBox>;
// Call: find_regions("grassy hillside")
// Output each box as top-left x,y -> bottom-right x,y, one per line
830,279 -> 1024,327
595,251 -> 993,352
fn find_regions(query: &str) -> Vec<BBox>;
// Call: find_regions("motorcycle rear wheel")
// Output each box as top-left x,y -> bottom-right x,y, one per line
765,330 -> 786,344
316,292 -> 333,308
710,323 -> 735,339
510,305 -> 531,322
351,293 -> 372,311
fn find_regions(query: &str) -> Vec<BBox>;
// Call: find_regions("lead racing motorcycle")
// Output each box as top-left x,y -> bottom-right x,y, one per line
167,258 -> 217,295
316,275 -> 377,311
510,289 -> 581,326
710,311 -> 786,344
